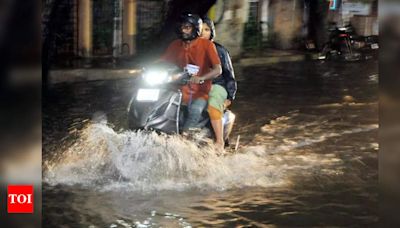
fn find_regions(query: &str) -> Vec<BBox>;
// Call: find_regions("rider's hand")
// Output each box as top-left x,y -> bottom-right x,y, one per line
224,99 -> 232,108
189,76 -> 204,84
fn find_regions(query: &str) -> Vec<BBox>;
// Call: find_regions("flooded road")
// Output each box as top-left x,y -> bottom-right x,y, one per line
43,59 -> 378,227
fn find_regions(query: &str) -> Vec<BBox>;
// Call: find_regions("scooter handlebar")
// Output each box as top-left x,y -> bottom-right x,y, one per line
171,72 -> 205,85
171,72 -> 191,85
180,74 -> 204,85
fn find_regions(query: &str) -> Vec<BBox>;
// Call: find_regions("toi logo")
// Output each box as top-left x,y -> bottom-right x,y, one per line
7,185 -> 34,213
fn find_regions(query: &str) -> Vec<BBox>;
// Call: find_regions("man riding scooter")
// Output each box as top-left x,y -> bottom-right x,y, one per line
160,13 -> 222,139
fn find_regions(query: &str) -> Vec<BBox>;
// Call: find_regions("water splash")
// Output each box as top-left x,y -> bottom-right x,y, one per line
44,122 -> 286,191
44,106 -> 377,192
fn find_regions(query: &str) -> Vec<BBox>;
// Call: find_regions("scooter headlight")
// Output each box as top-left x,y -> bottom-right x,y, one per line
143,71 -> 169,86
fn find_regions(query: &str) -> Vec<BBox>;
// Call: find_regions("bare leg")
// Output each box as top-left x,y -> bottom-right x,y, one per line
211,118 -> 224,150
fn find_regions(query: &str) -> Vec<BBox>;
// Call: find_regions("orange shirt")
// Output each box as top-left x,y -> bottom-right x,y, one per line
161,38 -> 221,103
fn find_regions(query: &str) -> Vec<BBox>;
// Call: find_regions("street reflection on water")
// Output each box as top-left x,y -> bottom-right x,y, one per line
43,60 -> 378,227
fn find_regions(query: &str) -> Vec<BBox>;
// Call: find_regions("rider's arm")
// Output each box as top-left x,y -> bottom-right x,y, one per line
216,43 -> 237,101
199,64 -> 222,81
223,51 -> 237,101
197,40 -> 222,82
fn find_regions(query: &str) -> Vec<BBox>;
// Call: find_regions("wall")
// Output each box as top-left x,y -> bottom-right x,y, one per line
269,0 -> 303,49
213,0 -> 249,58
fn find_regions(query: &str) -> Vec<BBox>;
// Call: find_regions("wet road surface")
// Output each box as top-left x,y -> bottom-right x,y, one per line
43,59 -> 378,227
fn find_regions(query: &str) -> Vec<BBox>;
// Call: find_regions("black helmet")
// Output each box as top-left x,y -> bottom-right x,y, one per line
176,13 -> 203,41
202,17 -> 216,40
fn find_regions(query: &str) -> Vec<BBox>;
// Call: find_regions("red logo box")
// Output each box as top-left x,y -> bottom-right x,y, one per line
7,185 -> 34,213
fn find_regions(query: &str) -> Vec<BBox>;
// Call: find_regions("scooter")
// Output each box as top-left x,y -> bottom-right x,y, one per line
127,62 -> 236,146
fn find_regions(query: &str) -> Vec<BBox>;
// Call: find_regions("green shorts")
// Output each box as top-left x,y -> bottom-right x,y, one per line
208,84 -> 228,113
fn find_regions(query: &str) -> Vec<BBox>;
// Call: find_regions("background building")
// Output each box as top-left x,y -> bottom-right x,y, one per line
43,0 -> 378,66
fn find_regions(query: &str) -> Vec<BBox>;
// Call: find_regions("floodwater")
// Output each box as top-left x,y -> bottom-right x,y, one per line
43,59 -> 378,227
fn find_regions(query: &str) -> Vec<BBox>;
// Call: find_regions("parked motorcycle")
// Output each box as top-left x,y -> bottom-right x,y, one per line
319,23 -> 379,61
345,25 -> 378,50
319,24 -> 362,61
